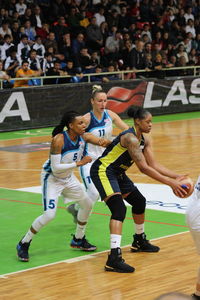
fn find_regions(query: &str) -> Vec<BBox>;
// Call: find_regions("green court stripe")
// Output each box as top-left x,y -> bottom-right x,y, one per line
1,111 -> 200,141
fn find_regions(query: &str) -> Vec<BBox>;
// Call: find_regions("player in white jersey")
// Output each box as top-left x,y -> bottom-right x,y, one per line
67,85 -> 129,220
16,111 -> 110,262
186,176 -> 200,300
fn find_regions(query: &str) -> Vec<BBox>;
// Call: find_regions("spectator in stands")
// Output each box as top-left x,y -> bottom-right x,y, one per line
15,0 -> 27,16
44,60 -> 67,85
99,21 -> 109,44
30,5 -> 44,29
71,33 -> 85,55
24,20 -> 36,44
165,55 -> 179,76
188,48 -> 198,65
118,6 -> 130,32
129,39 -> 147,76
14,60 -> 42,87
76,47 -> 95,73
64,59 -> 83,83
27,49 -> 42,71
44,32 -> 58,54
185,19 -> 196,38
176,55 -> 190,76
58,33 -> 72,61
86,17 -> 103,51
79,9 -> 90,29
41,52 -> 54,74
52,16 -> 69,42
1,34 -> 14,61
141,23 -> 152,43
184,6 -> 194,23
144,53 -> 153,76
90,64 -> 104,82
102,63 -> 120,82
32,35 -> 45,61
4,46 -> 20,77
17,34 -> 31,61
5,0 -> 17,18
106,9 -> 119,30
176,8 -> 186,27
0,20 -> 13,40
0,8 -> 8,27
120,39 -> 134,70
20,8 -> 32,25
35,22 -> 49,41
0,59 -> 11,82
11,21 -> 20,45
176,43 -> 189,63
67,7 -> 84,35
94,6 -> 106,27
104,30 -> 123,64
152,53 -> 166,78
50,0 -> 66,22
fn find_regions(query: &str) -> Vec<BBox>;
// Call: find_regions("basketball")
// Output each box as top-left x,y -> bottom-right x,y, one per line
174,177 -> 194,198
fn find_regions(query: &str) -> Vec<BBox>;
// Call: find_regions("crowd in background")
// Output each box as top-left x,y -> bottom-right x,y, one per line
0,0 -> 199,87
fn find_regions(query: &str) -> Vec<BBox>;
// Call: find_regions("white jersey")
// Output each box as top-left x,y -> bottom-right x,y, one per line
43,131 -> 85,179
186,176 -> 200,231
85,110 -> 113,161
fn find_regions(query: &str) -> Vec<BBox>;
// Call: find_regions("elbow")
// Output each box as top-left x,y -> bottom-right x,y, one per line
138,165 -> 149,174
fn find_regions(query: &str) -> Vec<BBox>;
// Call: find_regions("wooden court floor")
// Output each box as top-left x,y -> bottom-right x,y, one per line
0,118 -> 200,300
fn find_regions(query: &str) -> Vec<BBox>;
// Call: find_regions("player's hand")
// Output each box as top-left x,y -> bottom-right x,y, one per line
169,179 -> 188,198
76,156 -> 92,166
98,138 -> 111,147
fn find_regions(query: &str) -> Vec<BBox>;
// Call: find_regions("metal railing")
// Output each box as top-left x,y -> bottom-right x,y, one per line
0,65 -> 199,89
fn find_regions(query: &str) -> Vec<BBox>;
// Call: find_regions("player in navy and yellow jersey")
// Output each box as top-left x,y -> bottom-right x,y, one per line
16,111 -> 110,262
67,85 -> 129,222
91,105 -> 188,273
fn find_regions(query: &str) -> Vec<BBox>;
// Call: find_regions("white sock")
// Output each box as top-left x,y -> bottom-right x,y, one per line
135,223 -> 144,235
75,224 -> 86,239
21,230 -> 34,243
110,234 -> 121,249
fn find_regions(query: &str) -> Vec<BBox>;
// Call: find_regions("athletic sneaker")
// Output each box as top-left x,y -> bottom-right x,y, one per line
130,233 -> 160,252
67,204 -> 78,223
70,235 -> 97,251
16,240 -> 31,262
192,294 -> 200,299
105,248 -> 135,273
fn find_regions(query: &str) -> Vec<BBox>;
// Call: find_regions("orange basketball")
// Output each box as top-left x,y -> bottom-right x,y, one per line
174,177 -> 194,198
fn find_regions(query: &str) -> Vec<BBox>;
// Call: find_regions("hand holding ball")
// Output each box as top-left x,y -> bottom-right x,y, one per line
174,177 -> 194,198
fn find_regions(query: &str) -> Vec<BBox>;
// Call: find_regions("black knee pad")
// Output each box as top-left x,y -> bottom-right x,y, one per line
106,194 -> 127,222
125,191 -> 146,214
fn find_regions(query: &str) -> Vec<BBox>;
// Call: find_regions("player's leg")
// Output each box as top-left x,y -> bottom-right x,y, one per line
62,174 -> 96,251
16,173 -> 60,262
90,162 -> 134,273
121,175 -> 159,252
188,230 -> 200,299
67,162 -> 99,223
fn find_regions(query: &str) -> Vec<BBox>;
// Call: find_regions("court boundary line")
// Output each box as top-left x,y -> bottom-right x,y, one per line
0,231 -> 189,279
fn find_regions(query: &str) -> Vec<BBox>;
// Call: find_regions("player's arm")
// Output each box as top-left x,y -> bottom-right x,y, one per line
143,136 -> 186,179
50,134 -> 91,172
121,133 -> 187,197
82,132 -> 111,147
108,110 -> 129,131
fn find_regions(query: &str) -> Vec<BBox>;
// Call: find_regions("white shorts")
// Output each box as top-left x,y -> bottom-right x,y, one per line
80,161 -> 100,202
41,171 -> 88,211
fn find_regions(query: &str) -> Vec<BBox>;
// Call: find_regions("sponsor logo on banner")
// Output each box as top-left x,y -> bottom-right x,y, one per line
106,78 -> 200,113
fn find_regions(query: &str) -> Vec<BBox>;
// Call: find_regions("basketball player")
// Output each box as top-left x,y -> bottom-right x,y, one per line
186,176 -> 200,300
67,84 -> 129,221
90,105 -> 187,272
16,111 -> 110,262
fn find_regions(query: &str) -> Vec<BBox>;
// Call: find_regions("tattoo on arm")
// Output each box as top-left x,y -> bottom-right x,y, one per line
123,134 -> 143,162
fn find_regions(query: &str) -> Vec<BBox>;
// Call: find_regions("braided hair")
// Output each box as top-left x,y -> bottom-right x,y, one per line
52,111 -> 81,137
